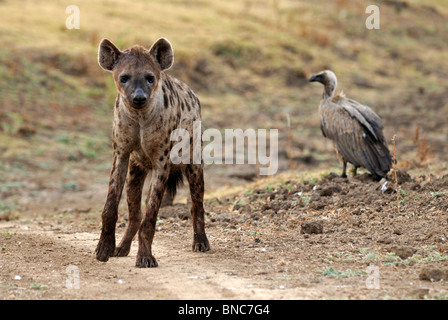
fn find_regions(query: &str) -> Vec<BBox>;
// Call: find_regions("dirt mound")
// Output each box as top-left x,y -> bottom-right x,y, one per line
200,170 -> 448,298
223,170 -> 447,222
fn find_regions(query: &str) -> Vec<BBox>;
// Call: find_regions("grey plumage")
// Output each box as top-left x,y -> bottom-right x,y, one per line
309,70 -> 392,181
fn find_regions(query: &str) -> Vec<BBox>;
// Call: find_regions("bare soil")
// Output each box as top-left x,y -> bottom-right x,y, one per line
1,165 -> 447,300
1,81 -> 447,300
1,0 -> 448,302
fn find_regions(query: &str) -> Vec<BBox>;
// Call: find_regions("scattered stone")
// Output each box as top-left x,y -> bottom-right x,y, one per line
380,179 -> 394,194
310,192 -> 321,202
158,204 -> 191,220
377,237 -> 393,244
419,267 -> 447,282
301,221 -> 323,234
269,201 -> 281,213
387,169 -> 412,185
409,288 -> 429,299
392,246 -> 417,259
277,209 -> 286,217
319,184 -> 341,197
409,182 -> 421,191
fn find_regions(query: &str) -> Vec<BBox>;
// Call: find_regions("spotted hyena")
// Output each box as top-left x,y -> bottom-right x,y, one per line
95,38 -> 210,268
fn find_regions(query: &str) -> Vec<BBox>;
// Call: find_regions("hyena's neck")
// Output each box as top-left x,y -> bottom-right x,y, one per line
159,74 -> 183,115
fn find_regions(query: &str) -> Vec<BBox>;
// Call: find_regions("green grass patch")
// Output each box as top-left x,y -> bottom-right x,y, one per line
318,266 -> 365,278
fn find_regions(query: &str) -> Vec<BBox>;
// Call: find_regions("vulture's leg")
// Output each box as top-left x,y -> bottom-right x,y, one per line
341,160 -> 348,178
351,166 -> 359,177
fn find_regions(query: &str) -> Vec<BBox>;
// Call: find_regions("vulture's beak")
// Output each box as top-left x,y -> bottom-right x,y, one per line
309,74 -> 319,82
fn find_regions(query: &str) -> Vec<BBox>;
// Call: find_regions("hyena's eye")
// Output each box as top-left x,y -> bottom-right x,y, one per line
145,75 -> 155,85
120,75 -> 130,84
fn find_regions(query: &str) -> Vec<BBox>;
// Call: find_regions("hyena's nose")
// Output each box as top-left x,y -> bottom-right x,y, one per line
133,90 -> 147,106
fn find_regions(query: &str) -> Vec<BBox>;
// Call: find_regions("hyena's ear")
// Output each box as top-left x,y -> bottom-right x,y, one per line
98,39 -> 122,71
148,38 -> 174,71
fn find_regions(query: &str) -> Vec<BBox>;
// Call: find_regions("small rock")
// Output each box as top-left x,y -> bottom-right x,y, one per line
410,182 -> 421,191
310,192 -> 321,202
409,288 -> 429,299
277,209 -> 286,216
319,184 -> 341,197
301,221 -> 323,234
419,267 -> 447,282
380,180 -> 394,194
392,246 -> 416,259
269,201 -> 281,213
387,169 -> 412,185
377,237 -> 392,244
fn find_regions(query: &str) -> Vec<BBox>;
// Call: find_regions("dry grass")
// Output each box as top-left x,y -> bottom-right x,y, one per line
0,0 -> 447,175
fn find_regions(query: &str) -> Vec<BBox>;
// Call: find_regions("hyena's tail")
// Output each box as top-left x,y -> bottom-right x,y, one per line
166,167 -> 184,199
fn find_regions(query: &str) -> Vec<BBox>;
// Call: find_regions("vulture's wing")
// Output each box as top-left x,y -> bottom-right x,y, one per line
320,98 -> 392,179
344,98 -> 386,142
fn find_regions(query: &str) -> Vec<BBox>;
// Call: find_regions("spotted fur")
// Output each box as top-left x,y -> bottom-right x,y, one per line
95,38 -> 209,268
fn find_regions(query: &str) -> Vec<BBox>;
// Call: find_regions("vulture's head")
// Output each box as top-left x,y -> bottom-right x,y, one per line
309,70 -> 337,85
309,70 -> 338,99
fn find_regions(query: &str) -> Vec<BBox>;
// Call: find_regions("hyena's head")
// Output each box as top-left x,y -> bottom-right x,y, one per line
98,38 -> 174,110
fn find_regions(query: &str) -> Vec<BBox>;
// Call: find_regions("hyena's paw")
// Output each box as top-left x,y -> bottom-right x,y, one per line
95,233 -> 115,262
114,244 -> 131,257
192,234 -> 210,252
136,254 -> 158,268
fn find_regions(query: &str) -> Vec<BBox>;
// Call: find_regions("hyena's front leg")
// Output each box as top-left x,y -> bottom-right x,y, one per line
115,159 -> 148,257
135,169 -> 169,268
95,152 -> 129,262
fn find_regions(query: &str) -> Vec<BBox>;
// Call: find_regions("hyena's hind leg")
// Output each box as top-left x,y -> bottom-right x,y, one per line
115,160 -> 147,257
185,164 -> 210,252
145,188 -> 175,208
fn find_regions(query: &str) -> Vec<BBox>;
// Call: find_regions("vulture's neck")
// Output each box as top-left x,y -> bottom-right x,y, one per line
323,75 -> 337,100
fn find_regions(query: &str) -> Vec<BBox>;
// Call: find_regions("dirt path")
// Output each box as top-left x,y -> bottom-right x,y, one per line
0,217 -> 324,300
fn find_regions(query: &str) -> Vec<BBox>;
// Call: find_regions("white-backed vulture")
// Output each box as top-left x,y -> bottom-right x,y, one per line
309,70 -> 392,181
